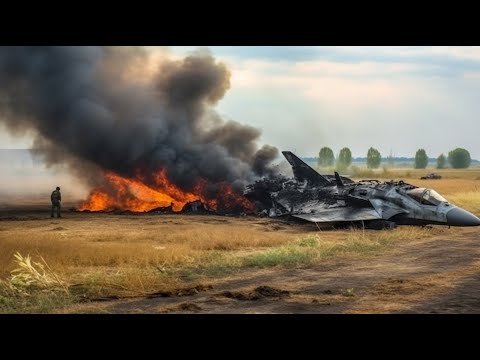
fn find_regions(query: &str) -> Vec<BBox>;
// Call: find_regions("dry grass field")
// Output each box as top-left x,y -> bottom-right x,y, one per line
1,167 -> 479,313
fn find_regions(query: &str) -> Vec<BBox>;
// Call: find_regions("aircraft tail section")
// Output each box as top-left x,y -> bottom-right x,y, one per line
334,172 -> 344,187
282,151 -> 330,186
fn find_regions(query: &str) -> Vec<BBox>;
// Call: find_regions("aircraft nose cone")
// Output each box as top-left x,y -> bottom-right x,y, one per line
446,208 -> 480,226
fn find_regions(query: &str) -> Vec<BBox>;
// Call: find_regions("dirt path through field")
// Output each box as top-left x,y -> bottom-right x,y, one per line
66,227 -> 480,314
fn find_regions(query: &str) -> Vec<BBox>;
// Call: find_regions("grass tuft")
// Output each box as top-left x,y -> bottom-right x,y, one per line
1,252 -> 69,296
243,246 -> 314,267
448,191 -> 480,215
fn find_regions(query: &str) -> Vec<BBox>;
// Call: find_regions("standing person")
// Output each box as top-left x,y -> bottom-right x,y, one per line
51,186 -> 62,218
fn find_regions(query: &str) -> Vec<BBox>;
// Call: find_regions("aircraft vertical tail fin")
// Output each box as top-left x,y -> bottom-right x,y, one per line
282,151 -> 330,186
334,172 -> 344,187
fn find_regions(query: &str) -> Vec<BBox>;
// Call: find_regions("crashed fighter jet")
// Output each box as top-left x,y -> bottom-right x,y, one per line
244,151 -> 480,229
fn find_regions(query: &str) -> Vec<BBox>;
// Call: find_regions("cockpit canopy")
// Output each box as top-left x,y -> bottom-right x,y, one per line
406,188 -> 448,206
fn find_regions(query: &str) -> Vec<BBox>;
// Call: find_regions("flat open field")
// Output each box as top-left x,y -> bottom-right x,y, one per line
1,168 -> 479,313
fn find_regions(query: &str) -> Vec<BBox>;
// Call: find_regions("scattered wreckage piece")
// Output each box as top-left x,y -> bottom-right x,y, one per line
420,173 -> 442,180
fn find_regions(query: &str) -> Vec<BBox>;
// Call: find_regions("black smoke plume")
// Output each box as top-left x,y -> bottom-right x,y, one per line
0,47 -> 278,198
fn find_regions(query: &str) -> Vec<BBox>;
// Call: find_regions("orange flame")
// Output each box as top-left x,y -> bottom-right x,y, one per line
78,169 -> 254,213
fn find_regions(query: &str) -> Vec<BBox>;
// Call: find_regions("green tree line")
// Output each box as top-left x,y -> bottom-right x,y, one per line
317,147 -> 472,169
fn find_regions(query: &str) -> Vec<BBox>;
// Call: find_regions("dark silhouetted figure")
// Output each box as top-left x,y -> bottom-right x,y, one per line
51,186 -> 62,218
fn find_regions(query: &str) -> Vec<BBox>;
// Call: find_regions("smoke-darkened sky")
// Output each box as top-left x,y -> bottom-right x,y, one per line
1,46 -> 480,160
0,47 -> 277,197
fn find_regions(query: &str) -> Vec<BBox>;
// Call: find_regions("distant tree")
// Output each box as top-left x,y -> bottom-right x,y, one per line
448,148 -> 471,169
318,147 -> 335,167
437,153 -> 446,169
337,147 -> 352,169
367,147 -> 381,169
414,149 -> 428,169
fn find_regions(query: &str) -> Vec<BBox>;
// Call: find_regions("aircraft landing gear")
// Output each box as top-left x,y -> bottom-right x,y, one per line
366,220 -> 397,230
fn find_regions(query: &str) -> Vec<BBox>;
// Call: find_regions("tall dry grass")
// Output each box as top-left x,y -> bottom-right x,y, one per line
1,252 -> 69,295
447,191 -> 480,215
0,216 -> 298,301
0,223 -> 294,274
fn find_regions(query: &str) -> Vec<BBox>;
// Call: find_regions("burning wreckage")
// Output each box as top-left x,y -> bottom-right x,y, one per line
1,47 -> 477,228
80,150 -> 480,229
243,151 -> 480,229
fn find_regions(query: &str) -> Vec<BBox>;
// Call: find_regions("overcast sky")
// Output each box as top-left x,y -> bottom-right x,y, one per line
1,46 -> 479,159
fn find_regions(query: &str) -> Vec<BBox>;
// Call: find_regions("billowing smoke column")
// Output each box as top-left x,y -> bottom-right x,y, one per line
0,46 -> 278,210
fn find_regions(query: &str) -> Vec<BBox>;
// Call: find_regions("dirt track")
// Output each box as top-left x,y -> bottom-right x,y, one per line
67,226 -> 480,314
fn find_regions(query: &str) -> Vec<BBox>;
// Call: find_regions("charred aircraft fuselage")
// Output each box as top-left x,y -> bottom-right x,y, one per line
244,151 -> 480,228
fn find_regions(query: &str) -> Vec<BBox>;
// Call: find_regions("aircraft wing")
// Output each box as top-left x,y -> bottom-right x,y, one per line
292,207 -> 381,223
369,199 -> 408,219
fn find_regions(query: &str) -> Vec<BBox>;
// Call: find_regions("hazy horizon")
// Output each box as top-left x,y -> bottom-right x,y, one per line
1,148 -> 477,161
